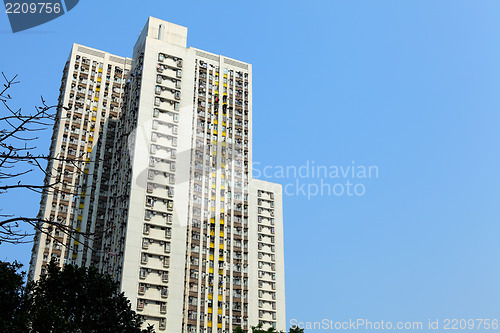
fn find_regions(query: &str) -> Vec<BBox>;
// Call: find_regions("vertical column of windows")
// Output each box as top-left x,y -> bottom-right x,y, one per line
135,52 -> 182,330
256,190 -> 277,329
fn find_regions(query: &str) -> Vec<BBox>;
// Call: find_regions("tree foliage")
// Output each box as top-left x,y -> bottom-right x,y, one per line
233,323 -> 304,333
0,261 -> 29,332
288,325 -> 304,333
0,261 -> 154,332
251,323 -> 282,333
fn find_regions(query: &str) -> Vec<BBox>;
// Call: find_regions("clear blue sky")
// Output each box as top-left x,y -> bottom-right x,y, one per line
1,1 -> 500,331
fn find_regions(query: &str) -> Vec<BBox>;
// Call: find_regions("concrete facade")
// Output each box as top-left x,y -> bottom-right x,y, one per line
29,17 -> 285,333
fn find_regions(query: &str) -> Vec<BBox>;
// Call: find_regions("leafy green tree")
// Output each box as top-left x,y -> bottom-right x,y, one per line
288,325 -> 304,333
0,261 -> 154,332
233,326 -> 247,333
235,323 -> 303,333
0,261 -> 29,332
25,262 -> 154,332
251,323 -> 280,333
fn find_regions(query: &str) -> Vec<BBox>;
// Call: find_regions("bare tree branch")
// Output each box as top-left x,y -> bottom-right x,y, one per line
0,72 -> 108,254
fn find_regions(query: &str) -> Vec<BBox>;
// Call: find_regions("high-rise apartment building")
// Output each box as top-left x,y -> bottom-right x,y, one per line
28,45 -> 131,275
29,17 -> 285,333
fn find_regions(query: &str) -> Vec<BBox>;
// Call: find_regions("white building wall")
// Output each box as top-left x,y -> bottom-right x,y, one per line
120,18 -> 195,332
248,179 -> 285,331
29,44 -> 131,280
31,16 -> 286,333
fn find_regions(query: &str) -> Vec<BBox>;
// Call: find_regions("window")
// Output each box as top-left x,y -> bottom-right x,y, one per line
138,284 -> 145,295
163,257 -> 170,268
164,242 -> 171,253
